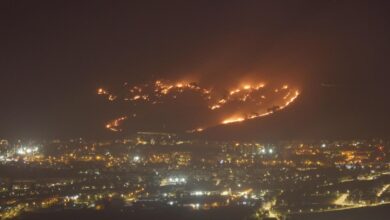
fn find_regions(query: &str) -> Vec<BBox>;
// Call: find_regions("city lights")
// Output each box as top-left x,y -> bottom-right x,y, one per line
0,137 -> 388,220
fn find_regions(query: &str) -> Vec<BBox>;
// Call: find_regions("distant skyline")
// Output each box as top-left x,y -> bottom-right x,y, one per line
1,0 -> 390,139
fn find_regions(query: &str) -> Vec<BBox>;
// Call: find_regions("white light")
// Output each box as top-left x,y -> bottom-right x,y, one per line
321,144 -> 326,148
168,177 -> 186,184
17,146 -> 39,155
133,156 -> 140,162
268,149 -> 273,154
221,191 -> 229,196
17,149 -> 26,155
193,191 -> 204,196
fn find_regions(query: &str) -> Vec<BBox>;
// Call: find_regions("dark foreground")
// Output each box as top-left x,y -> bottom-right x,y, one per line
16,206 -> 255,220
287,204 -> 390,220
14,204 -> 390,220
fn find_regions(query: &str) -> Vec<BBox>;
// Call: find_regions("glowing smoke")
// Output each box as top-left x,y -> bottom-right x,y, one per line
97,78 -> 300,133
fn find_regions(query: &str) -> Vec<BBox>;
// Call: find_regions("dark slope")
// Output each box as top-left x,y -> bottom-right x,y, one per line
198,84 -> 390,140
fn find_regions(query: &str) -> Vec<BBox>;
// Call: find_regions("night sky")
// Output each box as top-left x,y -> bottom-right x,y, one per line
1,0 -> 390,139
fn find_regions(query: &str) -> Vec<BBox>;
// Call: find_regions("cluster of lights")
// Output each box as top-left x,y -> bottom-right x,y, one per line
168,177 -> 187,184
191,191 -> 206,196
16,146 -> 39,155
160,176 -> 187,186
259,148 -> 274,154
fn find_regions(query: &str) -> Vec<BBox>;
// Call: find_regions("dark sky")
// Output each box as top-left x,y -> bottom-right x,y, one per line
1,0 -> 389,139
